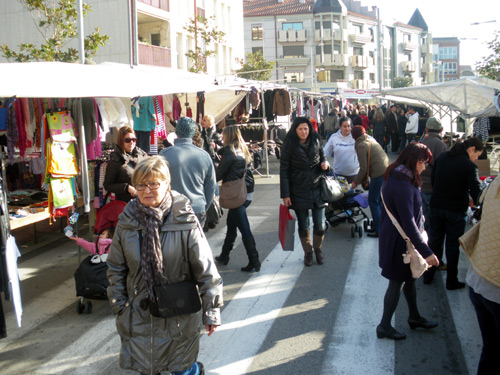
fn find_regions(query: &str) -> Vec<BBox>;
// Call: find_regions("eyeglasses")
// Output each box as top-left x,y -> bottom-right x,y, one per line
124,138 -> 137,144
135,182 -> 161,191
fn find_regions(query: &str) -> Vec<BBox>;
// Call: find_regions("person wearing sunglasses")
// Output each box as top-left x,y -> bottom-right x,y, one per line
104,126 -> 148,203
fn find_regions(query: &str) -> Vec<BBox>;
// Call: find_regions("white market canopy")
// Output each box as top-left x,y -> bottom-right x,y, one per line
0,61 -> 223,98
381,76 -> 500,119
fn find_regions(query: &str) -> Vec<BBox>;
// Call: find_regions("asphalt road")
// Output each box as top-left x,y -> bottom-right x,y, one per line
0,157 -> 482,375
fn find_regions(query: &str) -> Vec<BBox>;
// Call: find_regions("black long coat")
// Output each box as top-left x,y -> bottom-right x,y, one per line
280,137 -> 326,210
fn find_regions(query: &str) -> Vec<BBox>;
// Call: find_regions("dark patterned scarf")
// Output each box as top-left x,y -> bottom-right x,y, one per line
134,193 -> 172,301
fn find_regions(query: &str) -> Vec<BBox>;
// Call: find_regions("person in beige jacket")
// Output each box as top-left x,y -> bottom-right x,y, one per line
464,175 -> 500,374
351,126 -> 389,237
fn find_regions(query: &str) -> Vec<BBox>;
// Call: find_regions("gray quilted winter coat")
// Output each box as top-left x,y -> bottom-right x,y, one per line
107,191 -> 223,375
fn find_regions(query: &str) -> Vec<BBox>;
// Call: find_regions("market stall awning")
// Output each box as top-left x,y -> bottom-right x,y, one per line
0,61 -> 222,98
381,77 -> 500,118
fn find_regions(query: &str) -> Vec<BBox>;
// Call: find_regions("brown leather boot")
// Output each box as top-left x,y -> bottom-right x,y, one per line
299,229 -> 313,266
313,230 -> 325,265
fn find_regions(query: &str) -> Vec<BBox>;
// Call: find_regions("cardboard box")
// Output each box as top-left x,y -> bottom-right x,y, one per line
472,159 -> 491,177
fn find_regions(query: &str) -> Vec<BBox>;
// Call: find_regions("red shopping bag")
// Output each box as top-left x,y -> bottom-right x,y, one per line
279,204 -> 296,251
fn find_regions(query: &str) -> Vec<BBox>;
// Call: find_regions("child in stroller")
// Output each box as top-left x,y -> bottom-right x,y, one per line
325,187 -> 372,238
69,228 -> 114,263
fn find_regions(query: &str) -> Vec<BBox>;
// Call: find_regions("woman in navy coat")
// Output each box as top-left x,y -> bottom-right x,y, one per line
377,143 -> 440,340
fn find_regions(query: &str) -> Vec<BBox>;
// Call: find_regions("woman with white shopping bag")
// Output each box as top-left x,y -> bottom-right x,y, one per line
377,143 -> 439,340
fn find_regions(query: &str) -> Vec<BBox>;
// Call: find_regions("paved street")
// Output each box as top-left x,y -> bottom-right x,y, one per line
0,158 -> 482,375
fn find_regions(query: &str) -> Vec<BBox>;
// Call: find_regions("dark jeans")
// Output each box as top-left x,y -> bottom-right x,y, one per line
398,133 -> 407,152
226,200 -> 255,245
420,191 -> 432,233
469,287 -> 500,375
294,206 -> 326,232
368,175 -> 383,233
135,130 -> 151,154
390,132 -> 400,152
406,133 -> 417,144
428,208 -> 467,282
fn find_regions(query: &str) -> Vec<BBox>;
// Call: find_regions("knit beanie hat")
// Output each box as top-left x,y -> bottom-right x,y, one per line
351,125 -> 366,140
426,117 -> 442,131
175,117 -> 196,138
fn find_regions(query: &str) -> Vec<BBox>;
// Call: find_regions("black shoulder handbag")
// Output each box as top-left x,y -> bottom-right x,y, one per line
139,231 -> 202,318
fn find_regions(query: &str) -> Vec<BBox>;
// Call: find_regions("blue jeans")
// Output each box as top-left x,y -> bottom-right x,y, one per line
172,362 -> 200,375
368,175 -> 383,233
420,192 -> 432,233
469,286 -> 500,375
294,207 -> 326,232
428,208 -> 467,282
226,200 -> 254,244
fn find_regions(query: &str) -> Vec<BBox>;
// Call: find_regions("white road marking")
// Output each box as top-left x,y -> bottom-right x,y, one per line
198,234 -> 303,374
320,239 -> 394,375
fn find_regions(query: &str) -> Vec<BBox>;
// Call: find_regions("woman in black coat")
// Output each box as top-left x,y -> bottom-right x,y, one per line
377,143 -> 439,341
280,117 -> 329,266
214,126 -> 260,272
103,126 -> 148,202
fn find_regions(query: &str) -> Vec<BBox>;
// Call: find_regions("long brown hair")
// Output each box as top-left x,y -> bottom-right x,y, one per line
384,143 -> 432,187
222,126 -> 252,163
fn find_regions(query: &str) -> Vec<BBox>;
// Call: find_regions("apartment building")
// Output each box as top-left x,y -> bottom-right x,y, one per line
432,37 -> 461,82
0,0 -> 244,76
243,0 -> 431,93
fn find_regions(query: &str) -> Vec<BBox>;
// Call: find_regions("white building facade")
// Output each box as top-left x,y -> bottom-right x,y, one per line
243,0 -> 432,93
0,0 -> 244,76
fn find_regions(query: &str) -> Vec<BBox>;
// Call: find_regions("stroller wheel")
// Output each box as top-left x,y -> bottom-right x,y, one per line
85,301 -> 93,314
358,226 -> 363,238
363,220 -> 368,231
76,301 -> 85,314
351,226 -> 356,238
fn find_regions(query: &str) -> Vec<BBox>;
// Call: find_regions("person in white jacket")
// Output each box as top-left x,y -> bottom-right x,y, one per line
323,116 -> 360,183
405,107 -> 419,144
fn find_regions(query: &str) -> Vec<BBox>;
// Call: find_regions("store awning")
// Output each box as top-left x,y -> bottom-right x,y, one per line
0,61 -> 222,98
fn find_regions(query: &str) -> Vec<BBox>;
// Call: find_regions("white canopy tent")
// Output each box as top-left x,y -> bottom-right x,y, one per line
380,77 -> 500,135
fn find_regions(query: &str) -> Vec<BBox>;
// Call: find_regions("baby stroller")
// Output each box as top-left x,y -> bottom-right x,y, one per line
74,200 -> 126,314
325,189 -> 372,238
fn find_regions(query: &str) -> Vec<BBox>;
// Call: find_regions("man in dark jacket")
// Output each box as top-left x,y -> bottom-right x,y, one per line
200,115 -> 223,165
428,139 -> 482,289
385,105 -> 399,153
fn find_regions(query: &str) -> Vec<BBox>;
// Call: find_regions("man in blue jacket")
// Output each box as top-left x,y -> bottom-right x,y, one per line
160,117 -> 216,227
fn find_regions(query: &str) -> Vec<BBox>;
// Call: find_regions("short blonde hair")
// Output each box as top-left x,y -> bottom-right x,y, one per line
132,156 -> 171,186
203,114 -> 215,127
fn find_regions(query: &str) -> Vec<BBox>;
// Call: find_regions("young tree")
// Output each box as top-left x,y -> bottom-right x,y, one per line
392,76 -> 413,88
234,51 -> 275,81
0,0 -> 109,62
476,32 -> 500,81
184,15 -> 225,73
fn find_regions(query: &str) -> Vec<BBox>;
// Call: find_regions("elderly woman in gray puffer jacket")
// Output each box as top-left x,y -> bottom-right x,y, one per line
107,156 -> 222,375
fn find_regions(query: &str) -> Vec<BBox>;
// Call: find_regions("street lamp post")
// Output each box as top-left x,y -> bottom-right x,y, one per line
374,6 -> 383,96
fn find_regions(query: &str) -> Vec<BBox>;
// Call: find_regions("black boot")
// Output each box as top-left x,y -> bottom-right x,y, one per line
241,237 -> 261,272
215,233 -> 236,265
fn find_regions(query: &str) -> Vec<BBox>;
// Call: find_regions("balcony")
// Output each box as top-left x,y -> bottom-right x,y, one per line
421,44 -> 431,54
278,29 -> 307,43
351,55 -> 374,68
333,30 -> 348,42
276,56 -> 310,67
421,63 -> 433,73
315,29 -> 334,42
352,79 -> 370,89
349,33 -> 373,44
138,0 -> 169,11
315,53 -> 349,67
402,61 -> 417,73
138,43 -> 171,67
402,42 -> 418,51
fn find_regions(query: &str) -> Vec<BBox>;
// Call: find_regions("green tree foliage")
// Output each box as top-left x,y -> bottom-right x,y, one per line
476,32 -> 500,81
393,76 -> 413,88
184,15 -> 225,73
234,51 -> 275,81
0,0 -> 109,62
